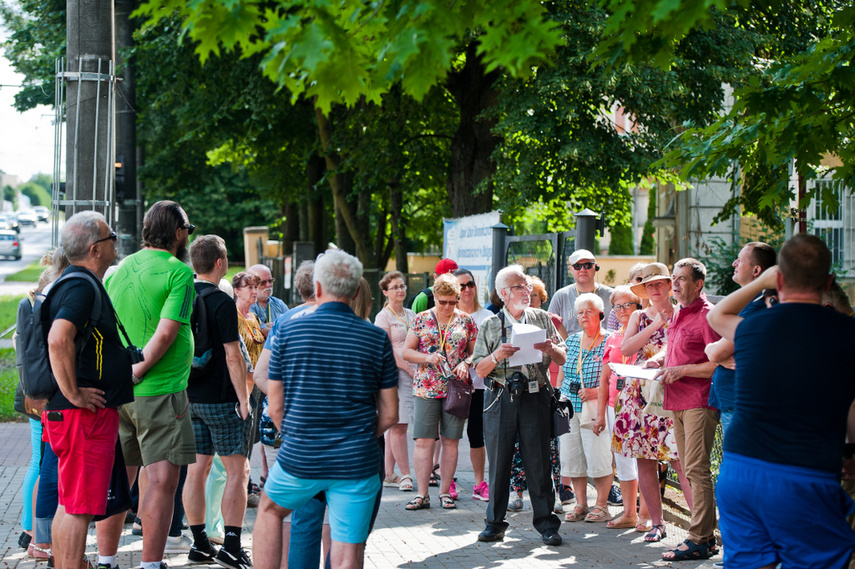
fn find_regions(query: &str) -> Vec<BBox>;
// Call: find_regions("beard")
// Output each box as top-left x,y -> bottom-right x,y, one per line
176,236 -> 189,263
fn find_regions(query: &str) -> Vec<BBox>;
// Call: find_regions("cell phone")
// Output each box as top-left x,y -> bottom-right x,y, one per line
47,411 -> 63,422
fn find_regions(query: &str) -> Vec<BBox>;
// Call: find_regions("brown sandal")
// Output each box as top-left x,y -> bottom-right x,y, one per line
563,505 -> 589,522
607,515 -> 639,529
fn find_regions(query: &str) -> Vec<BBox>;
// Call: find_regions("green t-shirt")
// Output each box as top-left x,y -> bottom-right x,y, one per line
106,249 -> 195,396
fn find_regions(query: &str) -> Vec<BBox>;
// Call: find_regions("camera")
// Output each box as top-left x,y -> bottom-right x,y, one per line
567,382 -> 581,395
506,372 -> 525,397
127,345 -> 145,365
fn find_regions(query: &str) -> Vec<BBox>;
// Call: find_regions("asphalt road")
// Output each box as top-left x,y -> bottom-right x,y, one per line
0,220 -> 55,294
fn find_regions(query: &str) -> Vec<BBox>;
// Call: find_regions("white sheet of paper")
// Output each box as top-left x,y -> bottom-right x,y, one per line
507,323 -> 547,367
608,363 -> 660,381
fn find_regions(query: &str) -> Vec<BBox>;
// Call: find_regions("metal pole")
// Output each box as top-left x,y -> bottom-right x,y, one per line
490,222 -> 510,292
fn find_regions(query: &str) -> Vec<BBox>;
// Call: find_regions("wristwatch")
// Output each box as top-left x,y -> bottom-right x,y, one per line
464,356 -> 474,366
490,352 -> 499,365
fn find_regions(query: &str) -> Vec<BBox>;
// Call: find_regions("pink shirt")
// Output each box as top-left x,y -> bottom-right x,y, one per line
602,330 -> 636,406
663,295 -> 721,411
374,306 -> 417,376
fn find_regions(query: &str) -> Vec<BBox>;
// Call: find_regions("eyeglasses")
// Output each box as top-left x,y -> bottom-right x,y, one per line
631,276 -> 644,283
93,231 -> 118,245
387,284 -> 406,291
572,262 -> 595,270
508,284 -> 533,294
460,282 -> 476,289
576,309 -> 601,317
613,302 -> 638,311
259,279 -> 275,285
181,223 -> 196,235
436,299 -> 458,306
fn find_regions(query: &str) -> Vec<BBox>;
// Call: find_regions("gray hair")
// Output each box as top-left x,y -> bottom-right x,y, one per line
495,264 -> 526,294
574,292 -> 605,313
674,257 -> 707,282
610,285 -> 640,306
62,211 -> 106,261
314,250 -> 363,299
294,260 -> 315,301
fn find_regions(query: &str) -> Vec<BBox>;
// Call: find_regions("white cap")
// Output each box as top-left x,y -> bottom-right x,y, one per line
568,249 -> 596,266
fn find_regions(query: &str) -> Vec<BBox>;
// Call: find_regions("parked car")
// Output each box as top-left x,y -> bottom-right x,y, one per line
0,214 -> 20,233
16,210 -> 37,227
0,230 -> 21,260
32,206 -> 50,223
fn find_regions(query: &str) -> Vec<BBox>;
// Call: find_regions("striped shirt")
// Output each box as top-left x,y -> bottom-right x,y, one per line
268,301 -> 398,480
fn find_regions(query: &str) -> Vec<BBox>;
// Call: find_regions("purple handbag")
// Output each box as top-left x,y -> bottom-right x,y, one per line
443,375 -> 474,418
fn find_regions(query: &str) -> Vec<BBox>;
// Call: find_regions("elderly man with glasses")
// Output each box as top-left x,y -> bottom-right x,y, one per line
248,264 -> 289,339
548,249 -> 615,336
473,265 -> 566,546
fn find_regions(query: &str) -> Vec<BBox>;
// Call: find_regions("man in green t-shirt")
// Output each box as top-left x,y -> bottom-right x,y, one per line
103,200 -> 197,569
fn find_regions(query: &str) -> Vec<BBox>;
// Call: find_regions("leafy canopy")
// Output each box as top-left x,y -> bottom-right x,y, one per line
133,0 -> 564,113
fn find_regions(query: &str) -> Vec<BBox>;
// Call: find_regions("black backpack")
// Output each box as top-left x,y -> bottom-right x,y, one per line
15,272 -> 102,401
405,287 -> 434,310
189,285 -> 220,379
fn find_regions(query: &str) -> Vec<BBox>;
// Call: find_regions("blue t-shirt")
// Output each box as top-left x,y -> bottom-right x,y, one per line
262,304 -> 315,350
267,301 -> 398,480
708,296 -> 766,412
250,296 -> 289,326
726,303 -> 855,473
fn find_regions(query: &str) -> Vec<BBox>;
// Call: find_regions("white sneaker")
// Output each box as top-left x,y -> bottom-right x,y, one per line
164,534 -> 192,553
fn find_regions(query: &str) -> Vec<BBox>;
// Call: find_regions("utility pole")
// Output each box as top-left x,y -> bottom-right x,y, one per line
115,0 -> 139,254
64,0 -> 114,220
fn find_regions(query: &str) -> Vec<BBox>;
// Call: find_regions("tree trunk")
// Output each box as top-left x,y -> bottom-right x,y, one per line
306,152 -> 326,256
281,200 -> 299,255
445,42 -> 501,218
389,181 -> 408,273
315,104 -> 376,266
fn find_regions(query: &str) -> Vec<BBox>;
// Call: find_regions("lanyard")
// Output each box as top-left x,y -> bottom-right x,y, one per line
389,306 -> 410,333
576,330 -> 601,382
432,309 -> 454,355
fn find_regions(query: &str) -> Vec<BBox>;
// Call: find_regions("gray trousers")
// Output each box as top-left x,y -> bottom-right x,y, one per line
483,384 -> 561,535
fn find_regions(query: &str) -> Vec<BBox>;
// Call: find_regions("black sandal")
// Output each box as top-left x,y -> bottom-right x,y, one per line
405,495 -> 430,510
661,538 -> 714,561
429,464 -> 440,487
644,524 -> 667,542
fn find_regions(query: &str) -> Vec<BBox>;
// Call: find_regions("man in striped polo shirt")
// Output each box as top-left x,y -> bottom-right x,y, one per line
254,250 -> 399,569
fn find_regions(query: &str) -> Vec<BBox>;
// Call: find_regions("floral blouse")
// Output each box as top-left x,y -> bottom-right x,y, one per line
411,309 -> 478,399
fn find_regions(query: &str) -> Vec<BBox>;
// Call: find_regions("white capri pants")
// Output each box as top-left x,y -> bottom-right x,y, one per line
559,414 -> 613,479
607,406 -> 638,481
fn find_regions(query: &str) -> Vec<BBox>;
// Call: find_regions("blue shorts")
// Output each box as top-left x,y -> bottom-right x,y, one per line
717,452 -> 855,569
264,462 -> 380,544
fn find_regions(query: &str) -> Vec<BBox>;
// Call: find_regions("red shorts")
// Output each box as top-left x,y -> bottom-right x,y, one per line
45,407 -> 119,515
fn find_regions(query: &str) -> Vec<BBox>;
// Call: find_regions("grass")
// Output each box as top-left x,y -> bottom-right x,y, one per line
0,348 -> 21,421
0,295 -> 26,422
6,259 -> 44,283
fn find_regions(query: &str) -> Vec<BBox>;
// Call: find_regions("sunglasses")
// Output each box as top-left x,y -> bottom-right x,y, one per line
93,231 -> 118,245
572,262 -> 595,270
436,299 -> 458,306
460,282 -> 476,289
181,223 -> 196,235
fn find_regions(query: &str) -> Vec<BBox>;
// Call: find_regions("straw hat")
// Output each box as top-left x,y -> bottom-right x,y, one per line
630,262 -> 672,299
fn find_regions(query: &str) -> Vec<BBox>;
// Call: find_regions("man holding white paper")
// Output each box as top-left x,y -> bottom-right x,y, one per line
473,265 -> 566,546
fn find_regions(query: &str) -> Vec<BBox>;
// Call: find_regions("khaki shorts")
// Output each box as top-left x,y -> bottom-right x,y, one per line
119,390 -> 196,467
412,396 -> 465,440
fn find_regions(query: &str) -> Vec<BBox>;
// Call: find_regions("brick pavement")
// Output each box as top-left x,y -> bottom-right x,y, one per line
0,421 -> 721,568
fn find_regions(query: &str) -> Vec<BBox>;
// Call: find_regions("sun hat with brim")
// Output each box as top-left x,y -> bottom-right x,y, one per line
630,262 -> 672,299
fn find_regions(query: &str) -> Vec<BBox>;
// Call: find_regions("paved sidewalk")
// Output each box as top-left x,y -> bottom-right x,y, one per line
0,421 -> 720,568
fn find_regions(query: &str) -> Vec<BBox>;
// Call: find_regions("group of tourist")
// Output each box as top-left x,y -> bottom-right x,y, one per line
14,201 -> 855,569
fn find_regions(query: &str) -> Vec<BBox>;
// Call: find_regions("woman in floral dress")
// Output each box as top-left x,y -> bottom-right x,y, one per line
614,263 -> 691,542
403,273 -> 477,511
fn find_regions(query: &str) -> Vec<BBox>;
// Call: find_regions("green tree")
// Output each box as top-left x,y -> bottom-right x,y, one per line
18,181 -> 51,206
2,185 -> 18,209
639,187 -> 656,255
